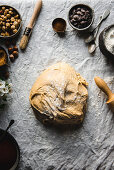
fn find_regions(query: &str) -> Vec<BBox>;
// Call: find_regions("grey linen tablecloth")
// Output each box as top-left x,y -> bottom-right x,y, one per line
0,0 -> 114,169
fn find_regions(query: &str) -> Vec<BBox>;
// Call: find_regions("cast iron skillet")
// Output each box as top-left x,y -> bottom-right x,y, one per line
0,129 -> 20,170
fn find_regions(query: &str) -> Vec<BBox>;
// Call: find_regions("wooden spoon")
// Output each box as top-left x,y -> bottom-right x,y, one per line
94,77 -> 114,111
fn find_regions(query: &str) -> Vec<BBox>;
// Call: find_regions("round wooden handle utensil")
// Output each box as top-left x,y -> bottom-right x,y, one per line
94,76 -> 114,111
19,0 -> 42,50
28,0 -> 42,28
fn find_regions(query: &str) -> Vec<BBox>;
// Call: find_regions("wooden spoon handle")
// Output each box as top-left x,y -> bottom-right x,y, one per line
94,76 -> 112,98
28,0 -> 42,28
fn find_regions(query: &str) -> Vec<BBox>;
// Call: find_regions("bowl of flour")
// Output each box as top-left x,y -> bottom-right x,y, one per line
99,25 -> 114,58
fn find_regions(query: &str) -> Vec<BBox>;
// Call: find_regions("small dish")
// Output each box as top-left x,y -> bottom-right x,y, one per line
68,4 -> 94,31
0,5 -> 22,39
52,18 -> 66,33
99,24 -> 114,58
0,129 -> 20,170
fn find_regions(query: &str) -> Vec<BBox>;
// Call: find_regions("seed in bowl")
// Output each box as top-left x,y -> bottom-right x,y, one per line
0,6 -> 21,37
69,5 -> 92,29
13,29 -> 18,34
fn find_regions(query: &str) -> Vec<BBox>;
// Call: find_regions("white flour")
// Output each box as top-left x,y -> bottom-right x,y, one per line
104,26 -> 114,55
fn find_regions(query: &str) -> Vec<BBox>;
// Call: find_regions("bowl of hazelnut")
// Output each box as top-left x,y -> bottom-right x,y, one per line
68,4 -> 94,31
0,5 -> 22,39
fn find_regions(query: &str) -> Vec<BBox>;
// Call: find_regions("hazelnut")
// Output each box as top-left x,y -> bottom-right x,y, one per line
11,25 -> 15,30
9,8 -> 13,11
13,51 -> 18,58
7,14 -> 11,19
13,29 -> 17,34
0,10 -> 3,15
1,32 -> 5,36
6,23 -> 10,28
2,18 -> 6,22
11,17 -> 15,22
9,11 -> 13,15
17,19 -> 21,24
5,26 -> 8,31
2,26 -> 6,32
10,22 -> 13,26
2,22 -> 5,26
8,47 -> 13,54
13,45 -> 18,51
2,7 -> 5,11
5,9 -> 9,12
0,18 -> 3,21
13,21 -> 18,27
4,11 -> 7,16
4,16 -> 7,20
6,19 -> 10,22
9,54 -> 15,62
14,14 -> 19,19
1,15 -> 4,18
5,32 -> 10,36
4,9 -> 8,14
0,21 -> 2,26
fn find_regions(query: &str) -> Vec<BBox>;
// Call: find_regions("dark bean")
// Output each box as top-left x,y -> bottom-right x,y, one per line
72,9 -> 76,14
81,12 -> 84,16
76,11 -> 82,15
77,16 -> 81,21
73,15 -> 78,20
70,6 -> 92,29
81,16 -> 86,20
69,15 -> 73,19
86,10 -> 90,13
81,9 -> 85,13
74,22 -> 78,26
80,21 -> 87,25
70,19 -> 75,23
77,8 -> 81,11
85,15 -> 89,20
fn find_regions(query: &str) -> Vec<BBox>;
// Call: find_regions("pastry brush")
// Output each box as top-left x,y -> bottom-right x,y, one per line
19,0 -> 42,50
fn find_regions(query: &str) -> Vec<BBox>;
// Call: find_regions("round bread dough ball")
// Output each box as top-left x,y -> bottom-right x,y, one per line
29,63 -> 88,125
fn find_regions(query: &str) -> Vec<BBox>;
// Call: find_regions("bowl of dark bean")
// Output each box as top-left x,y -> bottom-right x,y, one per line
0,5 -> 22,39
68,4 -> 94,31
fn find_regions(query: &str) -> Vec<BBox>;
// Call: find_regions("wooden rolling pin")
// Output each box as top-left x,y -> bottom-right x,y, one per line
19,0 -> 42,50
94,76 -> 114,111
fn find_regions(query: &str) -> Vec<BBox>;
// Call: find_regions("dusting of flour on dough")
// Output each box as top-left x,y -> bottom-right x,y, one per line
29,63 -> 88,125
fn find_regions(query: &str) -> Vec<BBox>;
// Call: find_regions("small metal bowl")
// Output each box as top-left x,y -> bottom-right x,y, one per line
52,18 -> 66,33
68,4 -> 94,31
0,129 -> 20,170
0,5 -> 22,39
